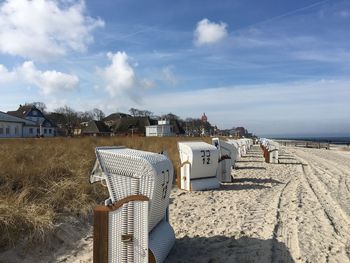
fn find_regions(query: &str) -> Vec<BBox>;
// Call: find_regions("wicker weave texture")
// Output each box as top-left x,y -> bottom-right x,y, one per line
217,159 -> 233,182
96,147 -> 173,231
149,220 -> 175,263
94,146 -> 175,263
108,200 -> 148,263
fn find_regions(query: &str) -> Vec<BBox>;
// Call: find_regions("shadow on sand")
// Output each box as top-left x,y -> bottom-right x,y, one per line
231,177 -> 283,185
235,166 -> 266,170
166,235 -> 294,263
278,157 -> 302,165
235,160 -> 263,163
220,183 -> 270,191
242,155 -> 262,158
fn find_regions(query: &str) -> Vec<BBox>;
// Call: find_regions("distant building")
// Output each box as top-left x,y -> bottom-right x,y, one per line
145,119 -> 173,137
201,112 -> 208,123
200,112 -> 210,136
73,122 -> 89,136
6,105 -> 56,137
106,116 -> 155,135
82,120 -> 111,136
0,111 -> 37,138
45,112 -> 69,136
103,112 -> 132,127
234,127 -> 248,138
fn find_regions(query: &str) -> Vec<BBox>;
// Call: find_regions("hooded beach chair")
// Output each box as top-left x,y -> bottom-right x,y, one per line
177,141 -> 220,191
90,146 -> 175,263
238,139 -> 248,156
259,139 -> 279,164
267,141 -> 279,163
227,139 -> 241,160
212,137 -> 236,182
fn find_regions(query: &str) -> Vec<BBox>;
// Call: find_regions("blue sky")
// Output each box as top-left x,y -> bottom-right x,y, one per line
0,0 -> 350,136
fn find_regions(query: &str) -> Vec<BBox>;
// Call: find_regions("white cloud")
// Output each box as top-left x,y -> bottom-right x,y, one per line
0,64 -> 16,82
99,52 -> 136,97
140,78 -> 156,89
162,66 -> 178,85
0,0 -> 104,60
98,51 -> 155,99
194,18 -> 228,46
0,61 -> 79,95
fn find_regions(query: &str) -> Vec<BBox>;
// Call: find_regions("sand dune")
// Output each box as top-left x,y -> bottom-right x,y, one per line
1,145 -> 350,262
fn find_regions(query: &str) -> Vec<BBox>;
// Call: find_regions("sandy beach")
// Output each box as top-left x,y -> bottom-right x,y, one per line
1,145 -> 350,262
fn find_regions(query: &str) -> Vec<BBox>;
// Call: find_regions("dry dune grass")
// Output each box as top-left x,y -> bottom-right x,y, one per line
0,136 -> 209,248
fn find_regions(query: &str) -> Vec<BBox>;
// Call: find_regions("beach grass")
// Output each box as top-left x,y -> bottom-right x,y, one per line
0,136 -> 210,248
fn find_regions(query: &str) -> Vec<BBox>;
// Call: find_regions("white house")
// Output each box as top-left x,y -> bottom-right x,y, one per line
0,111 -> 37,138
145,119 -> 173,137
6,105 -> 56,137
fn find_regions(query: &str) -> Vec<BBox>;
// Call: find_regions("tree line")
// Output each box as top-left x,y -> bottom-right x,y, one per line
26,102 -> 216,136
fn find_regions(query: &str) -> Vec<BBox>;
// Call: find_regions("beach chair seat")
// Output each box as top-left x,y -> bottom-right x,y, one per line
91,146 -> 175,263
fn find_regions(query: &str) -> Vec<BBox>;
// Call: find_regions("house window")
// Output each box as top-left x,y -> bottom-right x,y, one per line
44,129 -> 47,134
29,128 -> 33,134
6,127 -> 10,135
37,128 -> 40,134
14,126 -> 18,135
49,129 -> 52,134
32,110 -> 38,116
0,128 -> 3,135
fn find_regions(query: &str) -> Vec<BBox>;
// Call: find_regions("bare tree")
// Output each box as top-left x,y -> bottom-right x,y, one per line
78,111 -> 94,122
164,113 -> 179,120
129,108 -> 137,117
25,101 -> 47,113
54,106 -> 79,135
92,108 -> 105,121
129,108 -> 153,117
143,110 -> 153,117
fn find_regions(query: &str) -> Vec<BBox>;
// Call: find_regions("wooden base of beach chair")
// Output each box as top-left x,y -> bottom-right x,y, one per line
93,195 -> 149,263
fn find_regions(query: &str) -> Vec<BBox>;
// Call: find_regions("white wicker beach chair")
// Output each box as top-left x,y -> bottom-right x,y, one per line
268,141 -> 279,164
238,139 -> 247,156
212,138 -> 235,182
177,141 -> 220,191
226,139 -> 241,160
91,146 -> 175,263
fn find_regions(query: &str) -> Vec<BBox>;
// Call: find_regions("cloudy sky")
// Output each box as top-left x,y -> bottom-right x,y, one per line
0,0 -> 349,136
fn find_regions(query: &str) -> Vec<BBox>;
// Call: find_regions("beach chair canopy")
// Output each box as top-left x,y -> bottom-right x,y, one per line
92,146 -> 173,231
91,146 -> 175,263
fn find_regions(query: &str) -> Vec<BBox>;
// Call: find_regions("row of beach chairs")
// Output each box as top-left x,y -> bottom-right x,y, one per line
90,138 -> 254,263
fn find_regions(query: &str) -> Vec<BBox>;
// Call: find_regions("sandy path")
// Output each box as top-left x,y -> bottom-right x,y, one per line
167,146 -> 298,262
1,146 -> 350,262
167,146 -> 350,262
